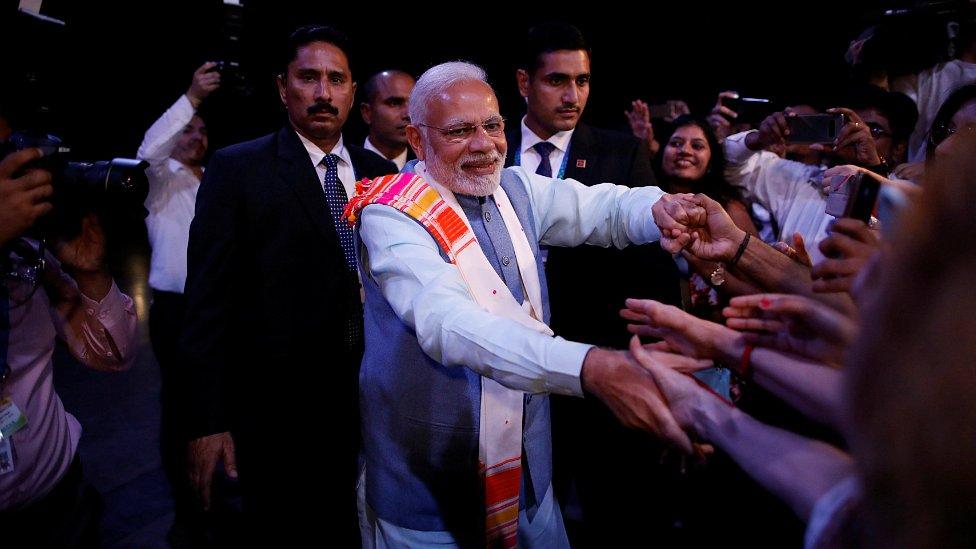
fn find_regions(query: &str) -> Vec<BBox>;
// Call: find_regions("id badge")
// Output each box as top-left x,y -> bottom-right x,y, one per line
0,437 -> 13,475
0,397 -> 27,439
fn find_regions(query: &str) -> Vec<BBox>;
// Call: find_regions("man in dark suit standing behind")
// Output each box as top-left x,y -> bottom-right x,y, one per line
505,22 -> 683,544
180,24 -> 395,543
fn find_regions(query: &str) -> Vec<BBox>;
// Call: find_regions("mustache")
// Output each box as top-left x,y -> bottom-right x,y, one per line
307,101 -> 339,116
459,151 -> 503,166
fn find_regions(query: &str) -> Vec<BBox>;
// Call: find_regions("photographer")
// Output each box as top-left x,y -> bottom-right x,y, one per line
0,148 -> 137,545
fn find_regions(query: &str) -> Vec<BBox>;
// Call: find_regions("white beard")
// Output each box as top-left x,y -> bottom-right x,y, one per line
424,146 -> 503,197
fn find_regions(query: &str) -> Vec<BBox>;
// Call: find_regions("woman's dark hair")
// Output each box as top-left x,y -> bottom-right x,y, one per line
925,83 -> 976,157
656,114 -> 743,206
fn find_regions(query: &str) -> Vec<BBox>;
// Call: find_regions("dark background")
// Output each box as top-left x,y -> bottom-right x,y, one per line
0,0 -> 944,161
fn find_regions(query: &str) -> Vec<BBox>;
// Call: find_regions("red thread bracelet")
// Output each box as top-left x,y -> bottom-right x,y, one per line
739,344 -> 754,379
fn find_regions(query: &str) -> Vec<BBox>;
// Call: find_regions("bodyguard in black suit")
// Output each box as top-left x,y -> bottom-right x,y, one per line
506,22 -> 682,545
180,25 -> 394,543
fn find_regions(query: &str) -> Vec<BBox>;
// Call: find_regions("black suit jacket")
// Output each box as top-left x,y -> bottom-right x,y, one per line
180,126 -> 394,506
505,122 -> 681,348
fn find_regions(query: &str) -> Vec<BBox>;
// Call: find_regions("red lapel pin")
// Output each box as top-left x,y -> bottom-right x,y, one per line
576,159 -> 587,169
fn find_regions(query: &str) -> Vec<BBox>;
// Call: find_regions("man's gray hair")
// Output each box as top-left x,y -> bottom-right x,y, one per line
409,61 -> 489,126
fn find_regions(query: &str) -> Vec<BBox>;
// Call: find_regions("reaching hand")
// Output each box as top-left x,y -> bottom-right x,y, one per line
723,293 -> 858,364
812,218 -> 880,294
773,232 -> 812,267
626,99 -> 660,157
581,347 -> 695,454
683,194 -> 748,262
629,336 -> 729,439
653,193 -> 706,254
626,99 -> 654,142
621,298 -> 742,364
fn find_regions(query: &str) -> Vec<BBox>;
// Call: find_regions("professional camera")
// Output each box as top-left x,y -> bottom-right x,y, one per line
0,132 -> 149,241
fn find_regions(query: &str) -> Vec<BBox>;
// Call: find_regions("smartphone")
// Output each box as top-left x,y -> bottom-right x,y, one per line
825,172 -> 880,222
787,114 -> 845,144
720,95 -> 773,124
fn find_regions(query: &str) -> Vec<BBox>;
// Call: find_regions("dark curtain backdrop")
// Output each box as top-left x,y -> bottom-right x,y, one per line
3,0 -> 895,161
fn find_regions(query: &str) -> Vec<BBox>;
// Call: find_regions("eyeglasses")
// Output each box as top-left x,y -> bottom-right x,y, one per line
929,123 -> 976,147
417,117 -> 506,143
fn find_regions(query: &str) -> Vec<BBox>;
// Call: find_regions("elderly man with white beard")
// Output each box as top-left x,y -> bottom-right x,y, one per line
345,61 -> 705,548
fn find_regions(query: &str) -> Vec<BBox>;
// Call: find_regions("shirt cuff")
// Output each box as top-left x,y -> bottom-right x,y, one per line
178,93 -> 197,113
724,130 -> 758,166
544,338 -> 592,397
79,281 -> 135,331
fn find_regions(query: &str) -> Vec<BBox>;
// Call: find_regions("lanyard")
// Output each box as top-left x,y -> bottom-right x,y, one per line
514,143 -> 571,179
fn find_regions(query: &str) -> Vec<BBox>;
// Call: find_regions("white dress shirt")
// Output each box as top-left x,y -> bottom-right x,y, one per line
357,165 -> 665,397
139,94 -> 202,294
724,131 -> 832,264
296,132 -> 357,198
519,116 -> 574,177
364,136 -> 408,171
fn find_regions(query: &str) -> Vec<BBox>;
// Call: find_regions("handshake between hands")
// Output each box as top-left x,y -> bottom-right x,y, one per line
652,192 -> 748,263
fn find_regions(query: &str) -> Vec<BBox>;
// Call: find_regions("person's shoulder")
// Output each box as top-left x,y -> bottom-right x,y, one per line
211,132 -> 276,162
348,143 -> 397,177
580,123 -> 643,150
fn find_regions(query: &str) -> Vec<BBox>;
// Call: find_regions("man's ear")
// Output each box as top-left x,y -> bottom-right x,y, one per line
361,102 -> 372,125
406,125 -> 424,161
276,74 -> 287,106
517,69 -> 531,99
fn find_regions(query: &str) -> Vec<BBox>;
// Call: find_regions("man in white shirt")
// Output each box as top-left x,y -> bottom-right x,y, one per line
360,70 -> 415,170
724,85 -> 916,264
355,60 -> 701,548
137,61 -> 219,543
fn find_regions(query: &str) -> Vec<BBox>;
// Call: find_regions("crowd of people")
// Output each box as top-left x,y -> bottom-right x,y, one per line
2,13 -> 976,549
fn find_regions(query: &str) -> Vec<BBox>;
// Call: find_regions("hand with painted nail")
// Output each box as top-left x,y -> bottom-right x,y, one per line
722,293 -> 858,364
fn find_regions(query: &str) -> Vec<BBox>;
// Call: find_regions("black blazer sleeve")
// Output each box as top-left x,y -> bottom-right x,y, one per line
179,149 -> 243,439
